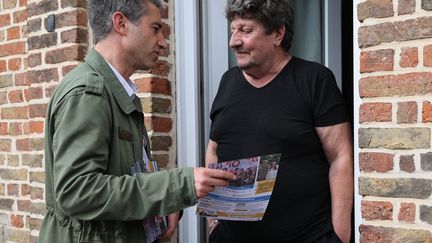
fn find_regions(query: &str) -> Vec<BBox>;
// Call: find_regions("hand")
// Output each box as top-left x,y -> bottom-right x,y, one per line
159,212 -> 180,241
193,168 -> 235,198
333,222 -> 351,243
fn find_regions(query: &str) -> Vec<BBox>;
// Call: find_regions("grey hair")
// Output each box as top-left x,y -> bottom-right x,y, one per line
226,0 -> 294,52
88,0 -> 164,43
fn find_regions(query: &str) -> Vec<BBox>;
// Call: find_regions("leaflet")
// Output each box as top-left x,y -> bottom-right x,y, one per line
196,153 -> 281,221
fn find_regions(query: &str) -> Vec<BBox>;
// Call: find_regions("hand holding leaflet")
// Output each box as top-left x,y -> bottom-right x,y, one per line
196,153 -> 281,221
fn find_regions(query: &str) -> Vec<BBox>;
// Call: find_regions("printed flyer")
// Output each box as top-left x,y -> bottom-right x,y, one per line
196,153 -> 281,221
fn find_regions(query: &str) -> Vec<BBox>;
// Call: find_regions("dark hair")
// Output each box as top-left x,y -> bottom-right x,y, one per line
226,0 -> 294,52
88,0 -> 163,43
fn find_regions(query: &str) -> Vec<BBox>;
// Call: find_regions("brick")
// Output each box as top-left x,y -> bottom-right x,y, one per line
0,41 -> 25,57
21,184 -> 30,196
360,225 -> 432,242
9,122 -> 23,136
25,120 -> 44,135
0,123 -> 7,135
61,27 -> 88,44
27,53 -> 42,68
3,0 -> 17,9
29,103 -> 47,118
358,0 -> 394,22
0,60 -> 6,73
13,9 -> 27,24
24,87 -> 43,101
135,77 -> 171,95
27,33 -> 57,50
7,154 -> 19,166
27,18 -> 41,34
7,26 -> 20,40
359,17 -> 432,48
54,9 -> 88,28
0,14 -> 11,28
6,229 -> 31,243
400,47 -> 418,68
0,74 -> 14,88
0,92 -> 7,105
0,213 -> 8,225
359,102 -> 392,123
423,0 -> 432,10
1,106 -> 28,119
425,45 -> 432,67
359,128 -> 430,149
28,217 -> 42,231
30,186 -> 44,200
8,90 -> 24,103
30,171 -> 44,183
27,68 -> 58,84
0,199 -> 14,210
19,0 -> 26,7
17,200 -> 30,212
397,101 -> 417,124
421,152 -> 432,171
61,0 -> 87,8
15,73 -> 28,86
420,205 -> 432,225
359,177 -> 432,199
45,85 -> 58,98
149,60 -> 171,76
28,0 -> 58,17
8,58 -> 21,71
153,154 -> 169,168
142,97 -> 171,113
0,169 -> 27,180
359,72 -> 432,98
0,30 -> 4,41
423,101 -> 432,122
359,152 -> 394,173
399,0 -> 416,15
10,215 -> 24,228
0,139 -> 11,152
21,154 -> 43,167
45,45 -> 87,64
150,136 -> 172,151
145,117 -> 172,133
398,202 -> 415,223
360,49 -> 394,73
0,184 -> 4,195
16,138 -> 44,151
7,184 -> 19,196
361,201 -> 393,220
62,64 -> 78,76
29,202 -> 46,215
400,155 -> 415,173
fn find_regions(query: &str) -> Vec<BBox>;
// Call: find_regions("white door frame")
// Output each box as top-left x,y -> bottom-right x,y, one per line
175,1 -> 201,243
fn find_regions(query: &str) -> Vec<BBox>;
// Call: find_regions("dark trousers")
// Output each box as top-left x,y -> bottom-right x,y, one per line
209,225 -> 342,243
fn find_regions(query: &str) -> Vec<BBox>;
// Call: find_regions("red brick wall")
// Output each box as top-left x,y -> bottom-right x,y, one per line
358,0 -> 432,241
0,0 -> 175,241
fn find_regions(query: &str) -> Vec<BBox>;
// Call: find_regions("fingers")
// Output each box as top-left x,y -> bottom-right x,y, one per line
193,168 -> 236,198
159,213 -> 180,241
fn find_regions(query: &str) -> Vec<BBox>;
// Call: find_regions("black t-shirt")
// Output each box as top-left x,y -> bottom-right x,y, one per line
209,57 -> 349,243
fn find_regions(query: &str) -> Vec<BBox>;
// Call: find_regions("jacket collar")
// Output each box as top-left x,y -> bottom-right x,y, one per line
84,49 -> 143,114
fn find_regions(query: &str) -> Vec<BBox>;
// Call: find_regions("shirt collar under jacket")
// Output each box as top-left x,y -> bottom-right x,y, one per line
106,61 -> 137,99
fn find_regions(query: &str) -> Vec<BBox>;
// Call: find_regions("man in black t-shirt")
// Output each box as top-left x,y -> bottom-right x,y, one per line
205,1 -> 353,243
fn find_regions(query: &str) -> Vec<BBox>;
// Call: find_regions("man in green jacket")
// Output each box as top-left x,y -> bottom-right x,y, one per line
39,0 -> 235,242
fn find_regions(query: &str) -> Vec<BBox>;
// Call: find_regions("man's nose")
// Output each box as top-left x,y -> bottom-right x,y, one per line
229,35 -> 242,48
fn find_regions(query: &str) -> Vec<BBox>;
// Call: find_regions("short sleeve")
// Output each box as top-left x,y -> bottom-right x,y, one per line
312,70 -> 349,127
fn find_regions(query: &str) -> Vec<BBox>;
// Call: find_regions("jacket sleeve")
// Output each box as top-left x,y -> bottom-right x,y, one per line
51,89 -> 197,221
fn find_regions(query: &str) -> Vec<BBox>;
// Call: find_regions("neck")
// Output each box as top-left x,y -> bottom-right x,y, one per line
95,39 -> 135,80
243,54 -> 292,88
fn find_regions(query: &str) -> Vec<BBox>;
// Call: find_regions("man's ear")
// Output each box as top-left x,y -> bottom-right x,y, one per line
112,11 -> 128,35
274,25 -> 285,46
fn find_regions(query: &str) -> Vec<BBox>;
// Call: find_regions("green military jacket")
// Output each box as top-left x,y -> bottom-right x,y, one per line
39,49 -> 197,243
